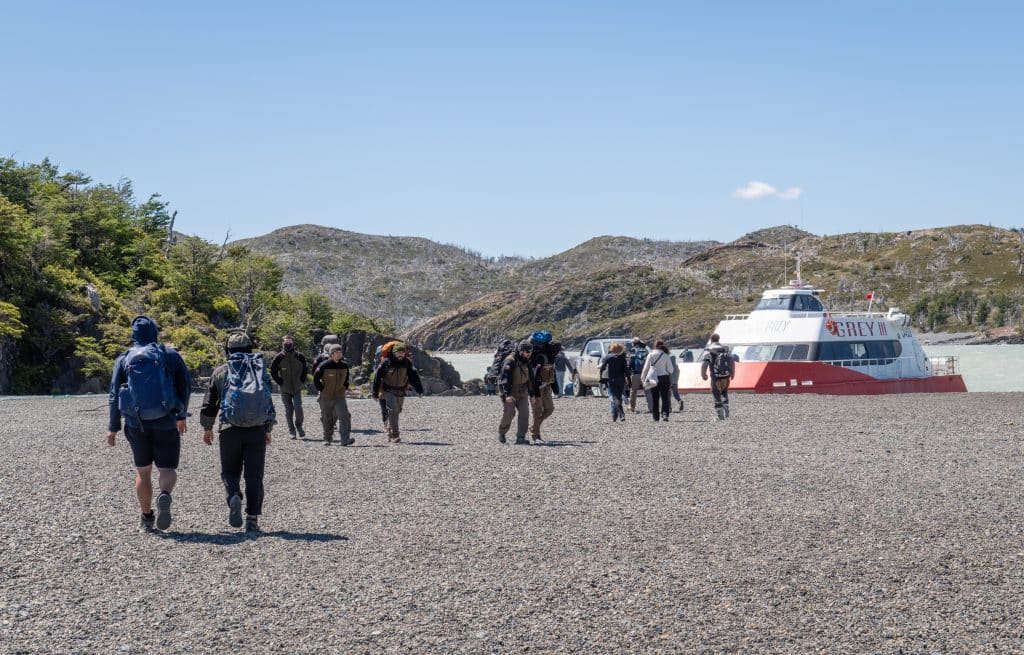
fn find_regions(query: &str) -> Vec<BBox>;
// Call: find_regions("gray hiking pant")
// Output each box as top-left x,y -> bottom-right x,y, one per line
319,395 -> 350,441
383,391 -> 405,437
629,374 -> 649,412
711,378 -> 730,410
498,394 -> 530,438
281,392 -> 304,432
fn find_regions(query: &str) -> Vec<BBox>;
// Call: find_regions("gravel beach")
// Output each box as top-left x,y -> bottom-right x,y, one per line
2,392 -> 1022,654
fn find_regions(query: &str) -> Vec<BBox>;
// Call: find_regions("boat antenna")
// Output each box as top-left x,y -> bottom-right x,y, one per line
794,252 -> 802,286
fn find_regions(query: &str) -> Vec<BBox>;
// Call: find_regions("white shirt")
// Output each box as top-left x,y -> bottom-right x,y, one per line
641,350 -> 673,379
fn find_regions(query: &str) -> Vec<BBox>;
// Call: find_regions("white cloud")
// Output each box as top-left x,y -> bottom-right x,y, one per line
734,181 -> 802,201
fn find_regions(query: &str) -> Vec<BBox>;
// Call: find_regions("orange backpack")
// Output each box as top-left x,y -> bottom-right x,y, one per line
380,341 -> 400,360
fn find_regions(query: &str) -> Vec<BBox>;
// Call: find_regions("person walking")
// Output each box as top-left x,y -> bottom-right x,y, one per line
528,331 -> 558,443
371,342 -> 424,443
700,333 -> 736,420
498,341 -> 534,445
106,316 -> 191,531
200,332 -> 277,532
313,344 -> 354,446
599,342 -> 629,421
627,337 -> 650,413
641,340 -> 674,421
270,335 -> 309,439
553,349 -> 575,397
670,353 -> 683,412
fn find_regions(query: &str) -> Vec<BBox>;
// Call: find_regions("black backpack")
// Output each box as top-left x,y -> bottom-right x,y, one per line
488,340 -> 518,378
711,348 -> 732,378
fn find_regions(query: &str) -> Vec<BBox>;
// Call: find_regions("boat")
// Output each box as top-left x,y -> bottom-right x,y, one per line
676,260 -> 968,394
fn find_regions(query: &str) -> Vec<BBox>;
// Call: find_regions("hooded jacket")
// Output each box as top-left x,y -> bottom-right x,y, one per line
107,316 -> 191,432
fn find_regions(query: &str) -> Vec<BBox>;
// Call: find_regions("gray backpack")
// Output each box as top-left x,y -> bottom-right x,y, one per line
220,352 -> 274,428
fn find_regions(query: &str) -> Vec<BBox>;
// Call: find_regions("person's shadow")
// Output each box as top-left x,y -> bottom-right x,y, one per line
155,530 -> 347,545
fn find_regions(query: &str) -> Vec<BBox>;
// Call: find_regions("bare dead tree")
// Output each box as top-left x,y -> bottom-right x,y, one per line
163,210 -> 178,254
217,228 -> 232,262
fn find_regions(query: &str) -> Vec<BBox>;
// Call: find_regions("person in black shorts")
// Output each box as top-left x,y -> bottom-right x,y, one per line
106,316 -> 191,531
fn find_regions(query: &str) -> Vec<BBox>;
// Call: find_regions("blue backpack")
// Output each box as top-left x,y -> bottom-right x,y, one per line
630,348 -> 649,374
220,352 -> 274,428
118,343 -> 180,422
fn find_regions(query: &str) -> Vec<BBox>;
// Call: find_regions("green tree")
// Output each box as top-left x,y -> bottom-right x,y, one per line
167,236 -> 222,312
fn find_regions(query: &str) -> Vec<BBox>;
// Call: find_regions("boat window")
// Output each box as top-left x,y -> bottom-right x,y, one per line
796,295 -> 824,312
753,296 -> 793,311
817,340 -> 902,364
790,344 -> 810,360
773,344 -> 795,360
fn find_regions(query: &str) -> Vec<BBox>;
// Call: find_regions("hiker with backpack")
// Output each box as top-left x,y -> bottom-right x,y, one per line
599,342 -> 629,422
527,330 -> 559,443
200,332 -> 277,532
627,337 -> 650,413
313,344 -> 355,446
641,340 -> 674,422
497,341 -> 535,445
270,335 -> 309,439
106,316 -> 191,532
371,341 -> 424,443
700,333 -> 736,421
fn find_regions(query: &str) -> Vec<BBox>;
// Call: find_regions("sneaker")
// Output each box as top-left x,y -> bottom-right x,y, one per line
245,516 -> 260,533
140,511 -> 155,532
498,433 -> 507,444
514,437 -> 529,445
532,434 -> 543,443
289,427 -> 297,438
228,493 -> 243,528
297,426 -> 305,438
324,436 -> 333,445
716,408 -> 726,421
155,492 -> 172,531
678,400 -> 685,411
662,414 -> 670,422
724,404 -> 730,418
340,436 -> 355,446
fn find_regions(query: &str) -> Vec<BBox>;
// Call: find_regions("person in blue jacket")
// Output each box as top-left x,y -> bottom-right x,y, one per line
105,316 -> 191,532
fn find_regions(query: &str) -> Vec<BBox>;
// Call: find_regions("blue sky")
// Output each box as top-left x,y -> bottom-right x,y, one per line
2,1 -> 1021,257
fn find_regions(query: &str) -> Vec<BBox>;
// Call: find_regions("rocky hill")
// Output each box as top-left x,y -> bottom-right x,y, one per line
405,225 -> 1024,349
232,225 -> 510,328
232,226 -> 716,328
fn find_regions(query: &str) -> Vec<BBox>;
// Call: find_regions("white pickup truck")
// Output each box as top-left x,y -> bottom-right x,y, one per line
569,336 -> 632,396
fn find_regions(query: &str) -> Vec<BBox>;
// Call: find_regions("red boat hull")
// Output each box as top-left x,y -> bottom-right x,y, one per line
677,361 -> 967,395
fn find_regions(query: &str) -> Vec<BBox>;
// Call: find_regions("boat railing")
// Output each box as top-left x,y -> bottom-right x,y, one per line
723,310 -> 890,321
928,356 -> 959,375
817,355 -> 958,377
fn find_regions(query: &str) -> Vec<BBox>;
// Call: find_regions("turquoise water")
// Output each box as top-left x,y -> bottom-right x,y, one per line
438,345 -> 1024,393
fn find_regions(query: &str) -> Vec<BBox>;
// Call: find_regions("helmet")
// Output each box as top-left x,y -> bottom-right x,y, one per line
530,330 -> 552,345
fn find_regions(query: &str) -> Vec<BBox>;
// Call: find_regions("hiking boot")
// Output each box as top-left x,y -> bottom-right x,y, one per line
228,493 -> 243,528
296,426 -> 305,438
245,516 -> 260,533
514,437 -> 529,445
140,511 -> 155,532
498,433 -> 507,444
155,492 -> 172,531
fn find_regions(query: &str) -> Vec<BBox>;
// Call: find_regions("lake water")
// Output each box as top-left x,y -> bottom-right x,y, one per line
437,345 -> 1024,393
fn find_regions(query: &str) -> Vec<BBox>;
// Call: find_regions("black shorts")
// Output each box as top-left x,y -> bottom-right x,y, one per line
124,424 -> 181,469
